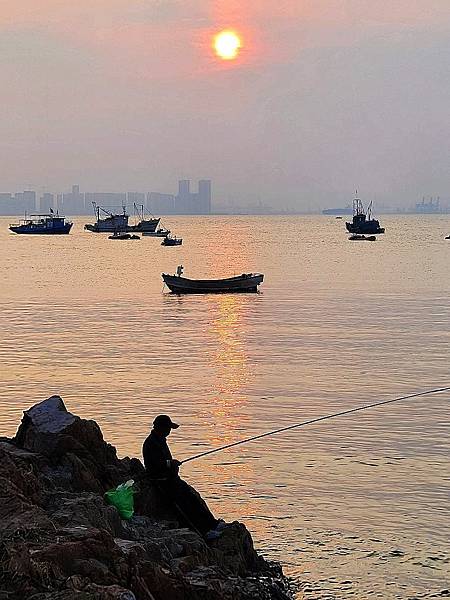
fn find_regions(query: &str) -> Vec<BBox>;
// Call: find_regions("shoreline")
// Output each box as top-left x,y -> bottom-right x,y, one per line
0,395 -> 294,600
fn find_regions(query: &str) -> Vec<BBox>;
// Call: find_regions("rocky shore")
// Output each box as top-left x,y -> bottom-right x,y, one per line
0,396 -> 293,600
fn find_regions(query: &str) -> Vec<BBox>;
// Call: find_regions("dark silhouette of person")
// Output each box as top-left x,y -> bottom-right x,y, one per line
142,415 -> 223,537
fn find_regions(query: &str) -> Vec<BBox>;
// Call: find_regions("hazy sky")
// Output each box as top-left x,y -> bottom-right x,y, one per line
1,1 -> 450,208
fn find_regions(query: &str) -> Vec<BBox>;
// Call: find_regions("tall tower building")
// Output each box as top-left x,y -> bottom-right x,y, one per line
178,180 -> 190,197
198,180 -> 212,214
40,193 -> 54,213
175,180 -> 191,214
60,185 -> 85,215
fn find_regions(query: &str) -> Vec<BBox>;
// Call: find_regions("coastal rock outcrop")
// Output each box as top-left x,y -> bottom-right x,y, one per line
0,396 -> 292,600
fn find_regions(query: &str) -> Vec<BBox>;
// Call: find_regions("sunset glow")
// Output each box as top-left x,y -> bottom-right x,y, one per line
213,30 -> 241,60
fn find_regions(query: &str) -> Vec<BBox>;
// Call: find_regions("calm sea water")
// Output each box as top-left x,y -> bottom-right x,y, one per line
1,215 -> 449,599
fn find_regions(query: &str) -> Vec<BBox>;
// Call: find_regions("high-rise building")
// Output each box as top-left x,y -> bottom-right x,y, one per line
127,192 -> 146,207
175,180 -> 191,214
59,185 -> 85,215
22,191 -> 36,212
84,193 -> 127,213
178,180 -> 190,197
147,192 -> 175,215
2,191 -> 37,215
0,193 -> 14,215
198,180 -> 212,214
174,179 -> 212,214
40,193 -> 54,213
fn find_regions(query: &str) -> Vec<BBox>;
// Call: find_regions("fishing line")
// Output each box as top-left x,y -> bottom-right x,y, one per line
181,386 -> 450,464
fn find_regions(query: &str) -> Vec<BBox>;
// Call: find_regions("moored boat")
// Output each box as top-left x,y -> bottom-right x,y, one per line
161,235 -> 182,246
345,196 -> 385,234
127,204 -> 160,233
108,232 -> 140,240
9,212 -> 73,235
85,203 -> 129,233
142,227 -> 171,237
162,266 -> 264,294
348,234 -> 376,241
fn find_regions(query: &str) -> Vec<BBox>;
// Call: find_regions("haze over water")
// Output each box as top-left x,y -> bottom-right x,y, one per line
1,215 -> 449,599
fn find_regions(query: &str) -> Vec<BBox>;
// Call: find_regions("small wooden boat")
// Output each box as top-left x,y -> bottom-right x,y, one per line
162,266 -> 264,294
348,234 -> 376,241
161,235 -> 182,246
108,232 -> 140,240
142,228 -> 171,237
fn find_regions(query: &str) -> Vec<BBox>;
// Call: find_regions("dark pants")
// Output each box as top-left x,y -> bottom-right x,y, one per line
157,477 -> 217,535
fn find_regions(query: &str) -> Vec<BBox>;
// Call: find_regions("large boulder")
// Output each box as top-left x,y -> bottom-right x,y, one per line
209,521 -> 267,575
13,396 -> 133,493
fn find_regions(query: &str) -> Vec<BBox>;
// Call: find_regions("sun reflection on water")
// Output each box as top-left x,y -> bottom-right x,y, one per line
200,294 -> 251,442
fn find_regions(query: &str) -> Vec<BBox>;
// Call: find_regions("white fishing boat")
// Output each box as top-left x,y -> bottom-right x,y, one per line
142,227 -> 171,237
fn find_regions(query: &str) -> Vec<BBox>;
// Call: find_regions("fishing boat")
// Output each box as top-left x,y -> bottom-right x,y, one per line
161,235 -> 182,246
9,211 -> 73,234
162,266 -> 264,294
142,227 -> 171,237
127,204 -> 160,233
85,203 -> 129,233
108,232 -> 140,240
345,196 -> 385,234
348,234 -> 376,241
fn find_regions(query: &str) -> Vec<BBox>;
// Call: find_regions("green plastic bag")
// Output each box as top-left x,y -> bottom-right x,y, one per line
105,479 -> 135,519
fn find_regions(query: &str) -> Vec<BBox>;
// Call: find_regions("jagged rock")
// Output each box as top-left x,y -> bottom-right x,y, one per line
0,442 -> 52,540
13,396 -> 132,494
47,493 -> 125,537
209,521 -> 266,575
0,396 -> 293,600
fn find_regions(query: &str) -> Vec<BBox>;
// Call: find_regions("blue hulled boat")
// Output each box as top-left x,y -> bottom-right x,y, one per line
9,212 -> 73,235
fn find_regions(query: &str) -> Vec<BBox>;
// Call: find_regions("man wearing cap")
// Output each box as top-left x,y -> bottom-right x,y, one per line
143,415 -> 223,538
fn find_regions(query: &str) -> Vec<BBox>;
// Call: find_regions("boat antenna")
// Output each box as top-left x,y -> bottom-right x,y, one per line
180,386 -> 450,465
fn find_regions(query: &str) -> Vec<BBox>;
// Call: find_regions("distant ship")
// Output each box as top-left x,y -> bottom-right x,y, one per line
322,205 -> 353,215
84,203 -> 160,233
345,196 -> 385,235
9,211 -> 73,235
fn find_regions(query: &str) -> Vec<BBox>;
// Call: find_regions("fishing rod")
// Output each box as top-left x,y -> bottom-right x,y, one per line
181,386 -> 450,465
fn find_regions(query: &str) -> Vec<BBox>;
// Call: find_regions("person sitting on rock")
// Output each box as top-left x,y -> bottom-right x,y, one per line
142,414 -> 225,539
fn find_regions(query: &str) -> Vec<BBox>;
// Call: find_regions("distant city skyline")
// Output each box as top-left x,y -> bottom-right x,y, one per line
0,180 -> 212,216
0,181 -> 448,216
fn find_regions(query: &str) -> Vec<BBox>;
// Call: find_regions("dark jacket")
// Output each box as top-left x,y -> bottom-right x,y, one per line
142,430 -> 175,479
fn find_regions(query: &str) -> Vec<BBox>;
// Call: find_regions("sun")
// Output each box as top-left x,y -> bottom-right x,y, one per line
213,30 -> 242,60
